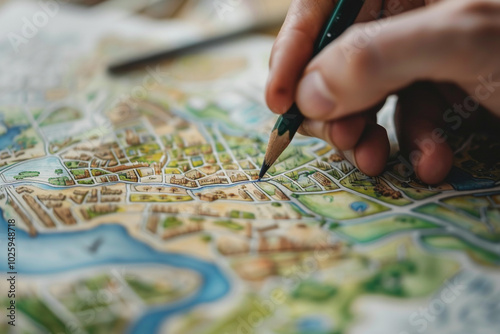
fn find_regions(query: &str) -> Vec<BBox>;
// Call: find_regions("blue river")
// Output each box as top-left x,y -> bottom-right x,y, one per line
0,124 -> 27,151
0,208 -> 230,333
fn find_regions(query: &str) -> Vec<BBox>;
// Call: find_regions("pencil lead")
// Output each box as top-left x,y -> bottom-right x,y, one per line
259,161 -> 271,180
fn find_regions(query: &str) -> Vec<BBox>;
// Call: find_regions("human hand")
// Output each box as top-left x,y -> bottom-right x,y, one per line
265,0 -> 500,184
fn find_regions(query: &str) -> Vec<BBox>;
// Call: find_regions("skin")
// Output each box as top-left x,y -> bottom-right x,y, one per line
265,0 -> 500,184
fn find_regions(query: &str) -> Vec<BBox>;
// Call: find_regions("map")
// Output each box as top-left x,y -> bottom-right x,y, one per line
1,2 -> 499,334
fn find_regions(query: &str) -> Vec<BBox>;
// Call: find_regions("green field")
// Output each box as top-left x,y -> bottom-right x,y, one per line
16,297 -> 69,333
13,171 -> 40,180
442,195 -> 491,219
125,276 -> 185,305
336,215 -> 438,243
421,235 -> 500,266
64,160 -> 82,169
49,176 -> 70,186
214,220 -> 243,230
296,191 -> 389,220
384,173 -> 440,200
415,203 -> 500,241
78,179 -> 95,185
163,216 -> 183,228
341,173 -> 412,206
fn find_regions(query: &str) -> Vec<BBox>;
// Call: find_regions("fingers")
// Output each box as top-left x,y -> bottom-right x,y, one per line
265,0 -> 337,114
266,0 -> 398,114
395,82 -> 454,185
354,123 -> 390,176
300,114 -> 367,150
301,112 -> 389,176
295,0 -> 486,122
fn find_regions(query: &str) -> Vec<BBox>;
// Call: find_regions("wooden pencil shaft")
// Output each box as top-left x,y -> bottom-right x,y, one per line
108,20 -> 280,74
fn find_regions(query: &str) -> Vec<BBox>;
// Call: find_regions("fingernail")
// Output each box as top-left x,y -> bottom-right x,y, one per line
342,149 -> 359,170
297,71 -> 336,117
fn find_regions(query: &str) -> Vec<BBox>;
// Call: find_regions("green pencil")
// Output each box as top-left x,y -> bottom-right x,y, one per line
259,0 -> 366,180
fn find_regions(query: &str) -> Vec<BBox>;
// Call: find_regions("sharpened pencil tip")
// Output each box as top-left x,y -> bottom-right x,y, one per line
259,161 -> 271,180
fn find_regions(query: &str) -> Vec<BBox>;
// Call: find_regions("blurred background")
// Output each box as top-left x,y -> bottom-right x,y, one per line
0,0 -> 293,35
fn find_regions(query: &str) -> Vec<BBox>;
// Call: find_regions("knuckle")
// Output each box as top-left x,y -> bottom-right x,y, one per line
448,0 -> 500,55
341,26 -> 380,87
271,23 -> 315,62
456,0 -> 499,17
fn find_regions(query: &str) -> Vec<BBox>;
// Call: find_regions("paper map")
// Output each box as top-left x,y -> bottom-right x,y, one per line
0,2 -> 499,334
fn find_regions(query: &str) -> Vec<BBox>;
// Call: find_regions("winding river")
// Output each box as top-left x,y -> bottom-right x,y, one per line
0,208 -> 231,333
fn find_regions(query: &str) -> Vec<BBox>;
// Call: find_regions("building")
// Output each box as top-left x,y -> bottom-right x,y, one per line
146,215 -> 159,234
81,204 -> 118,220
253,190 -> 267,201
230,173 -> 248,183
9,200 -> 37,236
170,175 -> 196,187
106,163 -> 148,173
88,189 -> 98,203
126,170 -> 138,182
152,205 -> 179,214
275,189 -> 289,201
16,187 -> 33,194
162,223 -> 203,240
199,175 -> 223,186
197,193 -> 220,202
125,129 -> 140,146
238,189 -> 250,200
312,172 -> 332,187
54,207 -> 77,225
22,195 -> 55,228
329,153 -> 343,162
101,186 -> 122,195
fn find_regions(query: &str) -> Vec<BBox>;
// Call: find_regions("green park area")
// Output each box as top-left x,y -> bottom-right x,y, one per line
214,220 -> 243,231
13,171 -> 40,180
335,215 -> 438,243
55,274 -> 128,333
125,276 -> 190,305
229,210 -> 255,219
415,203 -> 500,242
441,194 -> 491,218
163,216 -> 184,228
14,297 -> 68,333
64,161 -> 83,169
421,235 -> 500,266
384,173 -> 440,200
295,191 -> 389,220
340,172 -> 412,206
49,176 -> 70,186
78,179 -> 95,185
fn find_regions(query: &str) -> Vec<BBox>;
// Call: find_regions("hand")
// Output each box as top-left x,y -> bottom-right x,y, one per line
265,0 -> 500,184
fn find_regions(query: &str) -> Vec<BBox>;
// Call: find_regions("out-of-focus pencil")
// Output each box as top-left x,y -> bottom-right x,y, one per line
108,19 -> 281,74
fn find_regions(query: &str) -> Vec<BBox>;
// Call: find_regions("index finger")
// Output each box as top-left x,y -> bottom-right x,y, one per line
265,0 -> 383,114
265,0 -> 425,115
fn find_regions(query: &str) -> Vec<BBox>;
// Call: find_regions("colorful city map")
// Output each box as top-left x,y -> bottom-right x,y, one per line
0,2 -> 499,334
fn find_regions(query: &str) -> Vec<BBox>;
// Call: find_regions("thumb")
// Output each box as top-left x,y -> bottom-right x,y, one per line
295,0 -> 486,121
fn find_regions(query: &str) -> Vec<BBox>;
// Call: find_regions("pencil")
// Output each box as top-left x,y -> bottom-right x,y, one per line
108,19 -> 282,74
259,0 -> 366,180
